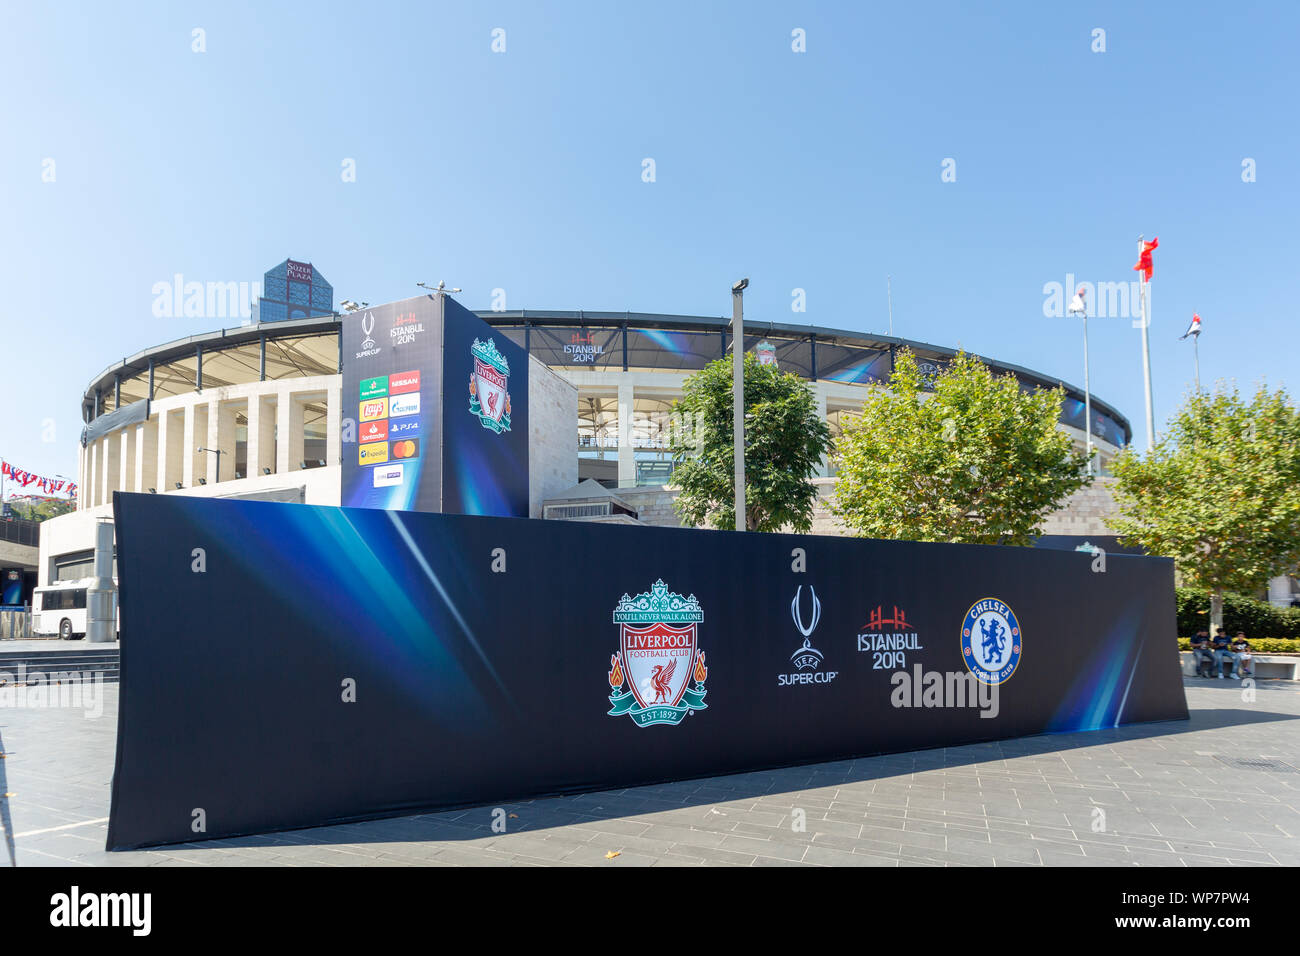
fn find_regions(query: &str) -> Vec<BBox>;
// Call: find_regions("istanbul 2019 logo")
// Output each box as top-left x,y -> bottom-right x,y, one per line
607,579 -> 708,727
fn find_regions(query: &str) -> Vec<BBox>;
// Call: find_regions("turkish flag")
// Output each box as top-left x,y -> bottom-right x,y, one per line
1133,237 -> 1159,282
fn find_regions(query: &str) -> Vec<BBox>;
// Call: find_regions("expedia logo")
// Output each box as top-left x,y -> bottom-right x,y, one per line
359,443 -> 389,465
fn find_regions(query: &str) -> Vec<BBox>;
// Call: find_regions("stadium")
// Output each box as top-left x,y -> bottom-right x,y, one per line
32,260 -> 1134,630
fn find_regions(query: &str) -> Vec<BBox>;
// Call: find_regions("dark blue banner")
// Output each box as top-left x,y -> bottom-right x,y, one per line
107,493 -> 1187,849
441,298 -> 529,518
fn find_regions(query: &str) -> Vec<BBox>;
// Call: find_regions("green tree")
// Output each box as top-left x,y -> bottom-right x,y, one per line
832,349 -> 1091,545
1110,383 -> 1300,634
669,351 -> 832,532
4,497 -> 76,521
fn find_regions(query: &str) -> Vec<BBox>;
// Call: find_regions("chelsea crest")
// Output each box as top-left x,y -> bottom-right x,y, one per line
961,597 -> 1022,685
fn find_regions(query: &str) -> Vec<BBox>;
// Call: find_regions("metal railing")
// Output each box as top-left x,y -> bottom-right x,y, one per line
0,518 -> 40,548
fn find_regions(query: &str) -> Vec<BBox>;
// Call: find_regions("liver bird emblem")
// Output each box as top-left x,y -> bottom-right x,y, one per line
650,659 -> 676,704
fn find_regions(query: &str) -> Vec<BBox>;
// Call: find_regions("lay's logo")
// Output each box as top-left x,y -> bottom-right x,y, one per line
360,398 -> 389,422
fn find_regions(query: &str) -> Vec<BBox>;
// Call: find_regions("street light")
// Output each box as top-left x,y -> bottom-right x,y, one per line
196,446 -> 224,483
1067,285 -> 1094,476
731,278 -> 748,531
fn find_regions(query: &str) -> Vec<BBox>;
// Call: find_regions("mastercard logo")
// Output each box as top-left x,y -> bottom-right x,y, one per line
391,439 -> 420,460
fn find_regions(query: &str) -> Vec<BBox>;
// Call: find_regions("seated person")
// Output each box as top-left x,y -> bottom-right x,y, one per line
1211,630 -> 1235,678
1231,633 -> 1253,679
1189,630 -> 1214,676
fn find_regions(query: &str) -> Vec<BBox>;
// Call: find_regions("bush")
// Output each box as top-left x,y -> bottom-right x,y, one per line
1176,587 -> 1300,639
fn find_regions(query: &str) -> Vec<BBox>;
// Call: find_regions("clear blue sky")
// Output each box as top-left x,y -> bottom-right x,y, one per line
2,0 -> 1297,483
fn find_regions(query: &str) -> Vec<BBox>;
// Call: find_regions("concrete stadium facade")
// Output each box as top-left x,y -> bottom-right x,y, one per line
41,308 -> 1133,592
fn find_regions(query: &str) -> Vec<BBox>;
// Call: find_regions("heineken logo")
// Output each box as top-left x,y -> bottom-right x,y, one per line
607,580 -> 708,728
468,337 -> 512,433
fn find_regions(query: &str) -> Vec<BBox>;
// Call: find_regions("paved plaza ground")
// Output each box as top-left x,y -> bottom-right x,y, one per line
2,677 -> 1297,867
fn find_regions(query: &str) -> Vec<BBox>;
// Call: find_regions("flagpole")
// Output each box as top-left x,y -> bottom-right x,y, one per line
1138,235 -> 1155,451
1193,333 -> 1200,394
1083,307 -> 1093,475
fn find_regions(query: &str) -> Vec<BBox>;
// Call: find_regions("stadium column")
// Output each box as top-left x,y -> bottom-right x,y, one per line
209,400 -> 238,484
162,410 -> 185,490
77,440 -> 88,510
118,428 -> 133,498
85,441 -> 97,508
135,419 -> 157,492
245,397 -> 270,477
275,388 -> 291,474
617,382 -> 635,488
275,385 -> 305,474
102,434 -> 120,505
154,408 -> 169,492
1268,576 -> 1292,608
813,384 -> 829,477
326,382 -> 341,470
181,403 -> 197,488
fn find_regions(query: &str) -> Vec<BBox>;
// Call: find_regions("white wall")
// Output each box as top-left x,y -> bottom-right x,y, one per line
528,355 -> 578,518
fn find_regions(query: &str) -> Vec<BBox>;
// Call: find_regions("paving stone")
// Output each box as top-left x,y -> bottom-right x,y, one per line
3,678 -> 1297,867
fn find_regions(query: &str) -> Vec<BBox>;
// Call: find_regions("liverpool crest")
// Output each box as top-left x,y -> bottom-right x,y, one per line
468,337 -> 512,433
607,579 -> 707,728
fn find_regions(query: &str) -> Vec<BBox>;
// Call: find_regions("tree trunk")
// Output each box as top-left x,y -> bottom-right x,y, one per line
1209,589 -> 1224,637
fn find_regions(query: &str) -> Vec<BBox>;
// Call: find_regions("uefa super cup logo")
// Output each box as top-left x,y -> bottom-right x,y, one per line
360,312 -> 376,351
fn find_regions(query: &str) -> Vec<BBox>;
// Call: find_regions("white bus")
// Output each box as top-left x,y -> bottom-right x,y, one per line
31,579 -> 119,640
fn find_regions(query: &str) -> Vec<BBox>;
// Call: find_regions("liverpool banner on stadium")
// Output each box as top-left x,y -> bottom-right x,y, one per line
107,493 -> 1188,849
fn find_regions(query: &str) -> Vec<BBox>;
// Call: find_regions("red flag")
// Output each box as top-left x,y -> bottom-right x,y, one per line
1133,237 -> 1158,283
1180,313 -> 1202,339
